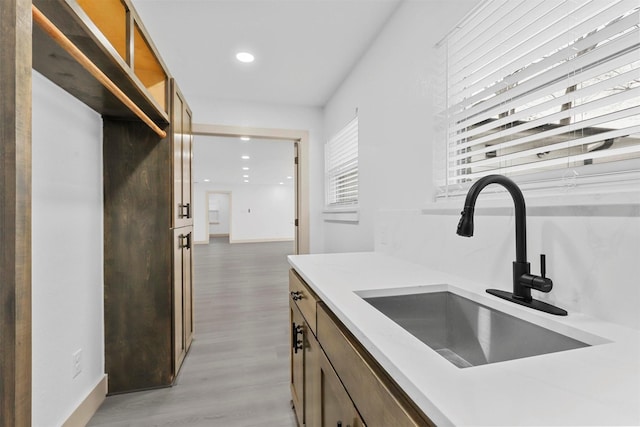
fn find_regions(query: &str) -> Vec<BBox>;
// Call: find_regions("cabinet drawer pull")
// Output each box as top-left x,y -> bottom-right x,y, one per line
291,322 -> 303,353
290,291 -> 303,301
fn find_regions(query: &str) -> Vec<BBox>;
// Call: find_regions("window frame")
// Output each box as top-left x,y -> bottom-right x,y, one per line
433,0 -> 640,201
324,116 -> 359,222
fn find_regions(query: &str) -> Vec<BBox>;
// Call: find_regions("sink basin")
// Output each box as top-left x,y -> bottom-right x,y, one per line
362,290 -> 590,368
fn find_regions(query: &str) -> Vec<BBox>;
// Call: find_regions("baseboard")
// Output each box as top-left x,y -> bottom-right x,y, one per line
62,375 -> 108,427
194,240 -> 209,245
229,237 -> 294,244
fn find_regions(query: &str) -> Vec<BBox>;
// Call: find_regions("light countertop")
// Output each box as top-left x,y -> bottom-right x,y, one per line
288,252 -> 640,426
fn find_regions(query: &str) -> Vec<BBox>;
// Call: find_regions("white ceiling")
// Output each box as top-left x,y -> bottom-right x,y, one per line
131,0 -> 402,108
130,0 -> 403,185
193,135 -> 295,186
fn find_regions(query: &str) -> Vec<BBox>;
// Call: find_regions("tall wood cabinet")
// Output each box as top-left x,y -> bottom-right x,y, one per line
171,80 -> 194,371
103,82 -> 194,394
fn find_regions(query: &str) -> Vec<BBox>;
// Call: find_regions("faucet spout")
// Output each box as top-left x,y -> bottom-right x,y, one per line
456,174 -> 567,316
457,174 -> 527,263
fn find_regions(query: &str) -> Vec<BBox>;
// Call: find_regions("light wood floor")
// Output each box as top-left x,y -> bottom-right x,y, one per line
88,237 -> 298,427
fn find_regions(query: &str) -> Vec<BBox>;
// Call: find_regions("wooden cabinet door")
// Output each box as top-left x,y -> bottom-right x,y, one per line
173,227 -> 194,374
171,80 -> 184,228
183,228 -> 194,350
171,80 -> 193,228
173,229 -> 186,372
290,302 -> 305,427
319,350 -> 364,427
181,103 -> 193,226
305,329 -> 321,427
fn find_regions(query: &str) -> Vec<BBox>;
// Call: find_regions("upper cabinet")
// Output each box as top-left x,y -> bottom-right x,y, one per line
172,80 -> 193,228
32,0 -> 170,125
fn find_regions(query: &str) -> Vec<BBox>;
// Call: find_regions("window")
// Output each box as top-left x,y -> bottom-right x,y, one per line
325,117 -> 359,210
434,0 -> 640,198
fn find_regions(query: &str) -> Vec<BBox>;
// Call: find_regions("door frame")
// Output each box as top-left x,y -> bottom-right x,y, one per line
192,123 -> 310,254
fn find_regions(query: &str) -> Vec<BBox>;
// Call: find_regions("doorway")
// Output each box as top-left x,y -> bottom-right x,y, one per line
192,124 -> 309,255
206,191 -> 231,239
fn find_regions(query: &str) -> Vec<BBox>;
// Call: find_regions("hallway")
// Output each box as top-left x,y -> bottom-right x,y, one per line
88,238 -> 297,426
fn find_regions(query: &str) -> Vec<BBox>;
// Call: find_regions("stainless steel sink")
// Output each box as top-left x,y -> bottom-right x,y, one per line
362,291 -> 590,368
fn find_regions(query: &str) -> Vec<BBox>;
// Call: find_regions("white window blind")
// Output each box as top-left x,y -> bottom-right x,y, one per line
325,117 -> 359,208
434,0 -> 640,197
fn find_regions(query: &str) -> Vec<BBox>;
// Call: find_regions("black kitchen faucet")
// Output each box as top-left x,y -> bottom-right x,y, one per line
457,174 -> 567,316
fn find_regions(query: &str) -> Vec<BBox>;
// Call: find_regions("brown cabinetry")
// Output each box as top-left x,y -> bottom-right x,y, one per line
173,227 -> 194,370
289,269 -> 321,427
32,0 -> 169,124
319,349 -> 364,427
290,302 -> 305,425
103,80 -> 194,395
32,0 -> 193,397
171,78 -> 194,374
171,80 -> 193,228
289,269 -> 434,427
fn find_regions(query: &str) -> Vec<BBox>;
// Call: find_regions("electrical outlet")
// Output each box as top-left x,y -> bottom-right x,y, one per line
72,349 -> 82,378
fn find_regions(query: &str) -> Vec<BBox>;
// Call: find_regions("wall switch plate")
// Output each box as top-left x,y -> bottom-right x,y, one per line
72,349 -> 82,378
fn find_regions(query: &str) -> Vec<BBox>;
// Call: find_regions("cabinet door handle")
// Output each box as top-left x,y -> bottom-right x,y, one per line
178,203 -> 191,219
178,233 -> 191,250
290,291 -> 303,301
291,322 -> 303,353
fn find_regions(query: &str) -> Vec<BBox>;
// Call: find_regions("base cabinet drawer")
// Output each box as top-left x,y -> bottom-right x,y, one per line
289,269 -> 320,334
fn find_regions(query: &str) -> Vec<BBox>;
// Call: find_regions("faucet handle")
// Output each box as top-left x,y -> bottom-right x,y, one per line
520,254 -> 553,293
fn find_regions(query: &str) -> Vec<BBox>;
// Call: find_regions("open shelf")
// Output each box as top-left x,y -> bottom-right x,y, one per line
33,0 -> 170,125
76,0 -> 128,62
133,22 -> 167,112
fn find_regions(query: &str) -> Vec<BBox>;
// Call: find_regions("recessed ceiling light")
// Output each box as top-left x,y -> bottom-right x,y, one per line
203,179 -> 210,182
241,155 -> 250,160
236,52 -> 255,63
243,180 -> 249,183
243,174 -> 249,178
279,182 -> 284,185
240,136 -> 251,141
286,176 -> 293,179
242,167 -> 250,171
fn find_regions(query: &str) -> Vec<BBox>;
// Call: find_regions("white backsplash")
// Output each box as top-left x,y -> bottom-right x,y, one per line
375,205 -> 640,330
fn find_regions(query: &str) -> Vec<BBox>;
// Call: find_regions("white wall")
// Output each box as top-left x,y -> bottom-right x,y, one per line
190,99 -> 324,252
323,0 -> 479,253
194,182 -> 295,243
324,0 -> 640,330
208,192 -> 230,235
32,71 -> 105,426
